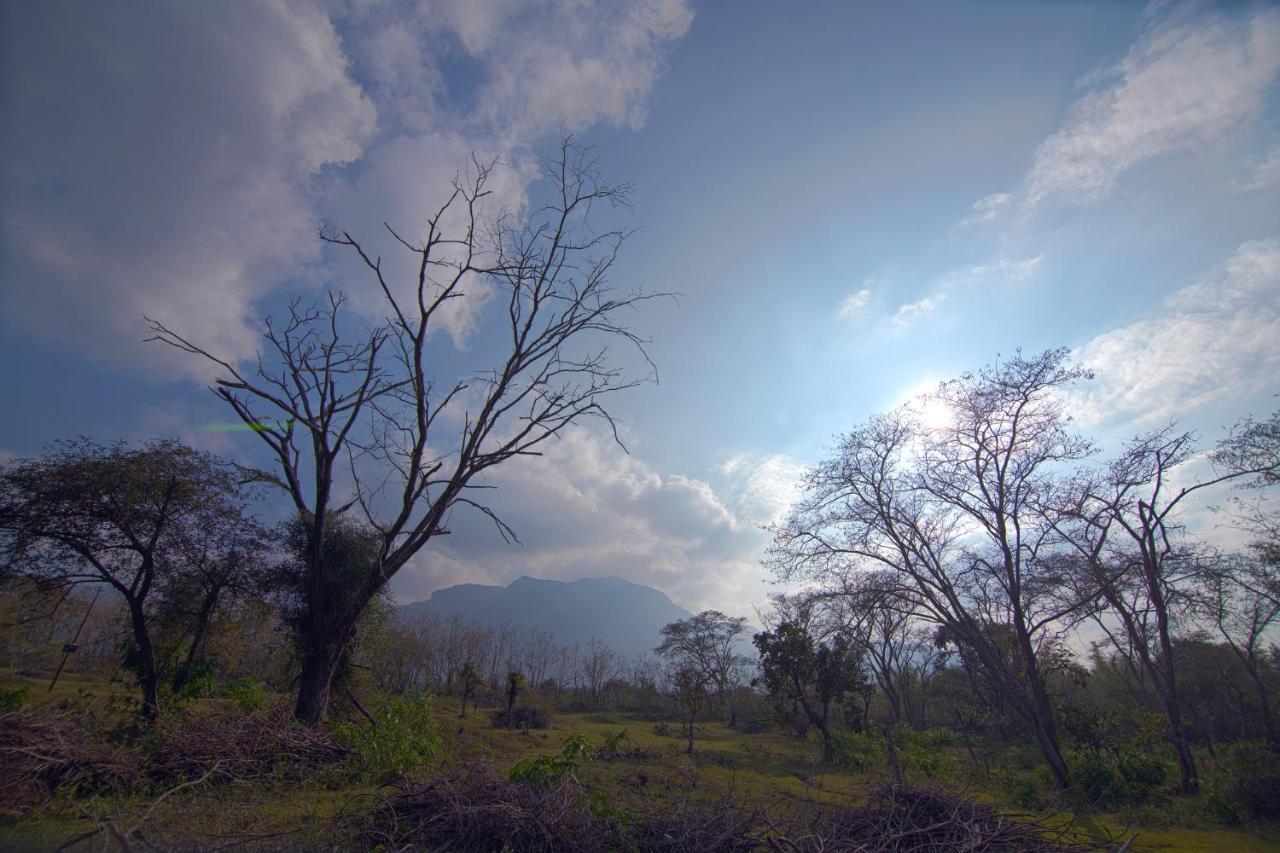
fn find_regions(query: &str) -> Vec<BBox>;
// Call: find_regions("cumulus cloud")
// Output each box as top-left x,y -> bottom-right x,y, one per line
1073,238 -> 1280,424
1025,3 -> 1280,208
0,0 -> 693,375
0,1 -> 377,377
391,426 -> 770,615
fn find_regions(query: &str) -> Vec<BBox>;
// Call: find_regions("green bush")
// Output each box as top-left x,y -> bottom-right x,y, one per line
0,686 -> 29,712
832,730 -> 881,772
899,727 -> 955,778
333,692 -> 440,780
509,732 -> 593,786
225,676 -> 270,714
1068,749 -> 1167,809
1216,740 -> 1280,821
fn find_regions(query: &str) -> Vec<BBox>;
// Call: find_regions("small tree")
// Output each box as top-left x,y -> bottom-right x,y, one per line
671,663 -> 709,754
459,661 -> 480,717
753,621 -> 865,761
656,610 -> 748,724
503,670 -> 527,727
0,439 -> 262,720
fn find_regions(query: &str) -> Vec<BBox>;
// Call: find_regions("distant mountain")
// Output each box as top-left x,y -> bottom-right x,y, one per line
397,575 -> 696,658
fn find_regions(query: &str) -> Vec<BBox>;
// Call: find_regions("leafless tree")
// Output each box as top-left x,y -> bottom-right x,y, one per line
580,635 -> 621,706
655,610 -> 748,721
1050,422 -> 1280,793
768,349 -> 1092,788
1194,552 -> 1280,748
147,141 -> 661,725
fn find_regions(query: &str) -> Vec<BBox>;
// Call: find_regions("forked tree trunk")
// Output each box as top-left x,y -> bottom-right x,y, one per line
127,601 -> 160,722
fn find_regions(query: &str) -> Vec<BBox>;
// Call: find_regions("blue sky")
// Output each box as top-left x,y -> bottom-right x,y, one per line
2,0 -> 1278,618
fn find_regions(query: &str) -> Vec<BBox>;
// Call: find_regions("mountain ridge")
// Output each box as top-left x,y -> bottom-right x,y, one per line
397,575 -> 696,657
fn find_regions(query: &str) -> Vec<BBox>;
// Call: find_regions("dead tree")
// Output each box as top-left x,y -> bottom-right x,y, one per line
148,140 -> 661,725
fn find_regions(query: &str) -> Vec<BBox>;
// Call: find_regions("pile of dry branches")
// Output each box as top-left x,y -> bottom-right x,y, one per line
0,708 -> 140,815
364,770 -> 1112,853
775,785 -> 1108,852
149,704 -> 347,783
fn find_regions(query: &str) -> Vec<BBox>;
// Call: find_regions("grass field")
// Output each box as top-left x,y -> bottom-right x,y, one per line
2,673 -> 1278,851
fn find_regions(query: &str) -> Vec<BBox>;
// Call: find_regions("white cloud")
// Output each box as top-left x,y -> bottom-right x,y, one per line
716,452 -> 807,527
837,286 -> 872,321
957,192 -> 1012,227
0,0 -> 693,375
391,426 -> 769,616
1,2 -> 377,379
1237,146 -> 1280,192
1074,238 -> 1280,424
888,255 -> 1043,330
891,293 -> 948,329
1025,3 -> 1280,208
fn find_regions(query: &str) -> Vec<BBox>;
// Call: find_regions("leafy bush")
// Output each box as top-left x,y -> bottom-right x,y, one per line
1215,740 -> 1280,821
225,676 -> 270,714
0,687 -> 28,713
1067,749 -> 1167,809
899,727 -> 955,779
333,692 -> 440,781
509,733 -> 593,786
832,730 -> 881,772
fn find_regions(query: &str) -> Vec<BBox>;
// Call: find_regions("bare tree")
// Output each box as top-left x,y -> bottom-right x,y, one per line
1051,423 -> 1280,793
580,636 -> 620,706
1195,552 -> 1280,749
655,610 -> 748,722
148,141 -> 661,725
768,349 -> 1092,788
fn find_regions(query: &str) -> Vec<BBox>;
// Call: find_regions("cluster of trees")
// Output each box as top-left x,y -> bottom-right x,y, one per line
0,142 -> 661,728
765,348 -> 1279,795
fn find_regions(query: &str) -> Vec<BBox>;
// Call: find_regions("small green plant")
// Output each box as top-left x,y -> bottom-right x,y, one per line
333,692 -> 440,781
509,732 -> 593,786
0,686 -> 29,712
226,676 -> 270,713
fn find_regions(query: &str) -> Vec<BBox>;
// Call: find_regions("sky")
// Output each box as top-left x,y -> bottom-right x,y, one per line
2,0 -> 1278,620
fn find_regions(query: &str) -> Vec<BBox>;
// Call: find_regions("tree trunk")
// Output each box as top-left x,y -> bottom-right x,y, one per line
294,633 -> 348,727
127,601 -> 160,722
173,587 -> 220,692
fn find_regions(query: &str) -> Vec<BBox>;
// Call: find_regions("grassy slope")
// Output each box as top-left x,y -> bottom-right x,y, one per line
2,674 -> 1278,851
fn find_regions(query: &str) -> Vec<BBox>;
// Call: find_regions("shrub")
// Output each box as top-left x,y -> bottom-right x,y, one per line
509,733 -> 593,786
333,692 -> 440,781
899,727 -> 955,778
832,730 -> 881,772
1067,749 -> 1167,809
1216,740 -> 1280,821
490,704 -> 550,730
225,676 -> 270,714
0,687 -> 28,713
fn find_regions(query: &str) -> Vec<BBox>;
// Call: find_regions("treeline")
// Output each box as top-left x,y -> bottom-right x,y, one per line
763,348 -> 1279,800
